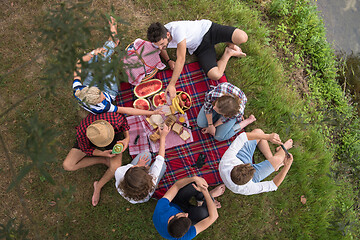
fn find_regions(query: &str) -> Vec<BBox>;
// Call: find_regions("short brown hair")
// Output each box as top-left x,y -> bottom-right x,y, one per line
168,216 -> 192,238
213,94 -> 241,118
147,22 -> 168,42
118,167 -> 154,201
230,164 -> 255,185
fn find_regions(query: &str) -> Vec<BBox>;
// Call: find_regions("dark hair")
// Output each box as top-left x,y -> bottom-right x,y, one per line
212,94 -> 241,118
168,216 -> 192,238
118,167 -> 154,201
147,22 -> 168,42
230,164 -> 256,185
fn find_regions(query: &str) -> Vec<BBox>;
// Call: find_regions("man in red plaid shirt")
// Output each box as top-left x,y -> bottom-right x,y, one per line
63,112 -> 130,206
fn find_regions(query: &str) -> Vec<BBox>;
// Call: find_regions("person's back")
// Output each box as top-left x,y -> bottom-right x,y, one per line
219,129 -> 294,195
152,176 -> 221,239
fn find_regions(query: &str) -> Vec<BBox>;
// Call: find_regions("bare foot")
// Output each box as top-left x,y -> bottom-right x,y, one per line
276,139 -> 293,152
239,114 -> 256,129
92,181 -> 101,207
210,184 -> 225,198
214,199 -> 221,208
225,45 -> 246,57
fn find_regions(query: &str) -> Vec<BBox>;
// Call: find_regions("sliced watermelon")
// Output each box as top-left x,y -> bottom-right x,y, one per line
152,92 -> 166,108
133,98 -> 150,110
134,79 -> 163,98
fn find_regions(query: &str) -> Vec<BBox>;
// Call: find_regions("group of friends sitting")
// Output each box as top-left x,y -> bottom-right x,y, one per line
62,17 -> 294,239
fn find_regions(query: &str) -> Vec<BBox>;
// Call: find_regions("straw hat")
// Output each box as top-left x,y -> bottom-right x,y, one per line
86,120 -> 115,147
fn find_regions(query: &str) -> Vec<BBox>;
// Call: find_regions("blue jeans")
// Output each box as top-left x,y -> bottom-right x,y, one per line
130,152 -> 167,186
235,140 -> 275,182
197,105 -> 238,141
83,41 -> 119,100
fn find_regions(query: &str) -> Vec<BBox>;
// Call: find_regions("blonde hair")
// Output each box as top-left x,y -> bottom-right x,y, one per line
75,86 -> 101,105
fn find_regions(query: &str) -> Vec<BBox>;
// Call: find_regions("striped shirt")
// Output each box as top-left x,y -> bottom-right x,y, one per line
203,82 -> 247,123
73,79 -> 118,114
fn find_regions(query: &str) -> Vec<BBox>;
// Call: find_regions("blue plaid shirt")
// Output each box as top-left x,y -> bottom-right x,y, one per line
204,82 -> 247,123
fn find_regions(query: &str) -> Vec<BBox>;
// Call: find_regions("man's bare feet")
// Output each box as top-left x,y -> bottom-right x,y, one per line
210,184 -> 226,198
276,139 -> 294,152
225,45 -> 246,57
239,114 -> 256,129
92,181 -> 101,206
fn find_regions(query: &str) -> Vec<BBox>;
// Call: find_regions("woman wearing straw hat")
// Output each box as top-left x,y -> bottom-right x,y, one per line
62,112 -> 130,206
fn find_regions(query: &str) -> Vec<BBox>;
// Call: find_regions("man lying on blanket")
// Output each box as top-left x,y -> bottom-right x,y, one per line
219,128 -> 294,195
147,20 -> 248,100
153,176 -> 225,239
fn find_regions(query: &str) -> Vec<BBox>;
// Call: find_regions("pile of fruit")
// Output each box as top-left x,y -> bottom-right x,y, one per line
172,91 -> 192,114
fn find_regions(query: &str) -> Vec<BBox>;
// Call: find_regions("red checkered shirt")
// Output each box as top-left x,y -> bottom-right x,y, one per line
204,82 -> 247,123
76,112 -> 130,155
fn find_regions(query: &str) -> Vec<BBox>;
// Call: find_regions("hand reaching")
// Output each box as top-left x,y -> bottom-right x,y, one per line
159,124 -> 170,138
165,85 -> 176,101
137,154 -> 151,166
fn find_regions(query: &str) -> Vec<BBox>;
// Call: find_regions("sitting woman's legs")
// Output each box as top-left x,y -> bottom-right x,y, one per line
214,118 -> 237,141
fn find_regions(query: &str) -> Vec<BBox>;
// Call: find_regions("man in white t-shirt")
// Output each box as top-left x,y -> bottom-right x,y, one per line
219,128 -> 294,195
147,20 -> 248,99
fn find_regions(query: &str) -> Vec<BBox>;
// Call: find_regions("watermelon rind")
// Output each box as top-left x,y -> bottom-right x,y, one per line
134,79 -> 163,98
133,98 -> 150,110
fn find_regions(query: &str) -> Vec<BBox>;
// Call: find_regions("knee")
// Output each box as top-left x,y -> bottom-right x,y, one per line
196,110 -> 208,128
207,70 -> 222,81
109,155 -> 122,171
63,160 -> 76,171
233,29 -> 248,44
214,134 -> 227,142
251,128 -> 264,135
197,118 -> 207,128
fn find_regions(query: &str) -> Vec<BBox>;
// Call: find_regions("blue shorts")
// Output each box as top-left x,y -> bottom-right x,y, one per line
236,140 -> 275,183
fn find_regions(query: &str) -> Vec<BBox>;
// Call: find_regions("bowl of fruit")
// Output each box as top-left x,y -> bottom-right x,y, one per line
172,91 -> 192,114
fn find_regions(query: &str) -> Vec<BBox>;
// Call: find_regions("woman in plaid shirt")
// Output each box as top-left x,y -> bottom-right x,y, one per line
197,82 -> 256,141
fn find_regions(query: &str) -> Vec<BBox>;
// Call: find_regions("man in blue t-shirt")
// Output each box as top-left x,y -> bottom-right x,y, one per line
152,176 -> 224,239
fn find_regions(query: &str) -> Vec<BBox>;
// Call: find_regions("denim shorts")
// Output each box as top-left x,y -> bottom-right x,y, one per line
235,140 -> 275,183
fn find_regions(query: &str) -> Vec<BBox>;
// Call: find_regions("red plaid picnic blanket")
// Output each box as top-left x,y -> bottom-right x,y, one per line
116,62 -> 238,199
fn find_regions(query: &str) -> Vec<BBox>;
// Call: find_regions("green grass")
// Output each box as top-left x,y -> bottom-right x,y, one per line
1,0 -> 357,239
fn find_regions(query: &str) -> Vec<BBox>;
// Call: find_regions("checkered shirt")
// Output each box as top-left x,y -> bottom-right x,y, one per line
203,82 -> 247,123
76,112 -> 130,155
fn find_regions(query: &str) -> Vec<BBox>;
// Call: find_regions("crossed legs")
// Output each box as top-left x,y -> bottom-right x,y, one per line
63,148 -> 109,171
207,29 -> 248,80
62,148 -> 121,206
252,129 -> 293,171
